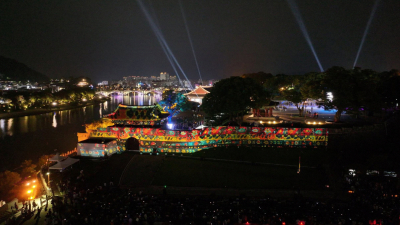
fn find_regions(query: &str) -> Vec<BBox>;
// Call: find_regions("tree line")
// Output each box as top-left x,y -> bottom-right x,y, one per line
202,67 -> 400,123
0,155 -> 53,201
2,87 -> 95,111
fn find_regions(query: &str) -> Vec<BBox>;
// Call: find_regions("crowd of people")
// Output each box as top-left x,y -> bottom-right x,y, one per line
3,164 -> 400,224
3,172 -> 399,225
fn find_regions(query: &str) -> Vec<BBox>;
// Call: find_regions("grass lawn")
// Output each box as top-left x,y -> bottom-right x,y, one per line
186,146 -> 329,167
49,147 -> 329,191
152,157 -> 327,190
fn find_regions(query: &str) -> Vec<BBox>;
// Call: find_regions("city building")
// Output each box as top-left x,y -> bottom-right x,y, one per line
160,72 -> 169,80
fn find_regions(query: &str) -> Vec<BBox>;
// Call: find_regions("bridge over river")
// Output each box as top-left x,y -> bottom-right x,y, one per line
96,89 -> 163,96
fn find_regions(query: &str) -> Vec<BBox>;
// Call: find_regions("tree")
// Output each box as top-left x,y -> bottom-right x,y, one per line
158,90 -> 192,123
378,70 -> 400,109
281,88 -> 306,116
300,72 -> 325,100
85,119 -> 115,132
37,155 -> 53,170
20,160 -> 37,178
202,76 -> 270,124
241,71 -> 273,85
321,67 -> 379,122
0,171 -> 21,200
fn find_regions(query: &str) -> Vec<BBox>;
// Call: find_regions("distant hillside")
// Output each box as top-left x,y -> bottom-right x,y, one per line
0,56 -> 49,82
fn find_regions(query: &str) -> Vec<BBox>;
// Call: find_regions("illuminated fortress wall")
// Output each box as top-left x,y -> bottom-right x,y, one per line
86,126 -> 328,154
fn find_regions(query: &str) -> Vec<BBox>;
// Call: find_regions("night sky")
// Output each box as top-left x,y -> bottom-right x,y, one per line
1,0 -> 399,82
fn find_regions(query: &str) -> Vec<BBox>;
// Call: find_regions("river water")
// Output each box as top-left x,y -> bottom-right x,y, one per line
0,94 -> 161,171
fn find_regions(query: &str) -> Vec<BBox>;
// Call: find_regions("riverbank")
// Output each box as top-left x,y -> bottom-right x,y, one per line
0,101 -> 103,119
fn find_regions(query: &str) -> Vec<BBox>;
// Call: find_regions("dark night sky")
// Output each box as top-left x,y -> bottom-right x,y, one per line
1,0 -> 399,83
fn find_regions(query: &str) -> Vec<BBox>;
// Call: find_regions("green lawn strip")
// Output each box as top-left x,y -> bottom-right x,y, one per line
152,157 -> 325,190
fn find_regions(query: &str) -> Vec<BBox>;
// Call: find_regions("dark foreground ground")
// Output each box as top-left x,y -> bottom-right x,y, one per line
4,146 -> 400,224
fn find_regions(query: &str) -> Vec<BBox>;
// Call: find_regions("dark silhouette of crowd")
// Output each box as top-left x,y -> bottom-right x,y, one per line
17,172 -> 399,225
4,170 -> 400,224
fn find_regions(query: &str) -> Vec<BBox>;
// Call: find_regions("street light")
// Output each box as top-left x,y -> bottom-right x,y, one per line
46,172 -> 50,187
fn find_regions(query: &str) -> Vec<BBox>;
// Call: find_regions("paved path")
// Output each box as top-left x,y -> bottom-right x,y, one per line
272,105 -> 353,123
0,196 -> 52,225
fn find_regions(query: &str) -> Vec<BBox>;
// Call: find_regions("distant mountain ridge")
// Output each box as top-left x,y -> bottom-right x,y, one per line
0,56 -> 49,82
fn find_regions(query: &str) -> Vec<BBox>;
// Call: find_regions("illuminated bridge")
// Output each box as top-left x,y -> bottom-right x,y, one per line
96,89 -> 163,96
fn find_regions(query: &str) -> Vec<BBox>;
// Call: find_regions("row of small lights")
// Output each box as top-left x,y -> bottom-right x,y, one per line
306,121 -> 324,125
260,121 -> 277,124
26,180 -> 37,200
52,98 -> 87,106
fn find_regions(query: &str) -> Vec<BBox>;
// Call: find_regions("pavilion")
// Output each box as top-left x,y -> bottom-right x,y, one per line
184,86 -> 212,104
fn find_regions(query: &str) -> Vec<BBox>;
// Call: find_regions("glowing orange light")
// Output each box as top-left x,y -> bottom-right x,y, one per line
32,185 -> 36,188
27,190 -> 32,194
26,183 -> 30,186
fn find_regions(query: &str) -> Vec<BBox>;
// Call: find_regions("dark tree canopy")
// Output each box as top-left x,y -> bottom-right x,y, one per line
202,76 -> 269,123
235,67 -> 399,122
241,71 -> 273,85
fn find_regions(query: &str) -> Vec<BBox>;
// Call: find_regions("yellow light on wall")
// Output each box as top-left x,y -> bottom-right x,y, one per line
27,190 -> 32,194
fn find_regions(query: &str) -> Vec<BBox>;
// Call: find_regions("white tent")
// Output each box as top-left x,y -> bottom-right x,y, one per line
49,157 -> 80,170
195,125 -> 207,130
49,153 -> 66,162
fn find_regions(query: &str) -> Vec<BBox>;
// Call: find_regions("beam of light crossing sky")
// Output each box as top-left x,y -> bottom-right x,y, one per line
179,0 -> 203,84
353,0 -> 380,68
148,0 -> 184,87
286,0 -> 324,72
137,0 -> 194,90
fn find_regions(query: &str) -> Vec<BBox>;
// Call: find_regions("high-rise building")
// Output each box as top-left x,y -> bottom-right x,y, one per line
160,72 -> 169,80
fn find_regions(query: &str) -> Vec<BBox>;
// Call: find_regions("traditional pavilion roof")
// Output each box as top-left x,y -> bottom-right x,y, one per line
184,86 -> 212,97
104,104 -> 169,123
260,101 -> 280,108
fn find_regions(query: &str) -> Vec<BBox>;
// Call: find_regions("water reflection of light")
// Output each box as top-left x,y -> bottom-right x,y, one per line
21,116 -> 28,133
0,119 -> 5,137
83,107 -> 86,115
104,101 -> 108,110
60,111 -> 64,126
107,94 -> 159,108
99,103 -> 103,118
7,118 -> 13,136
52,112 -> 57,128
